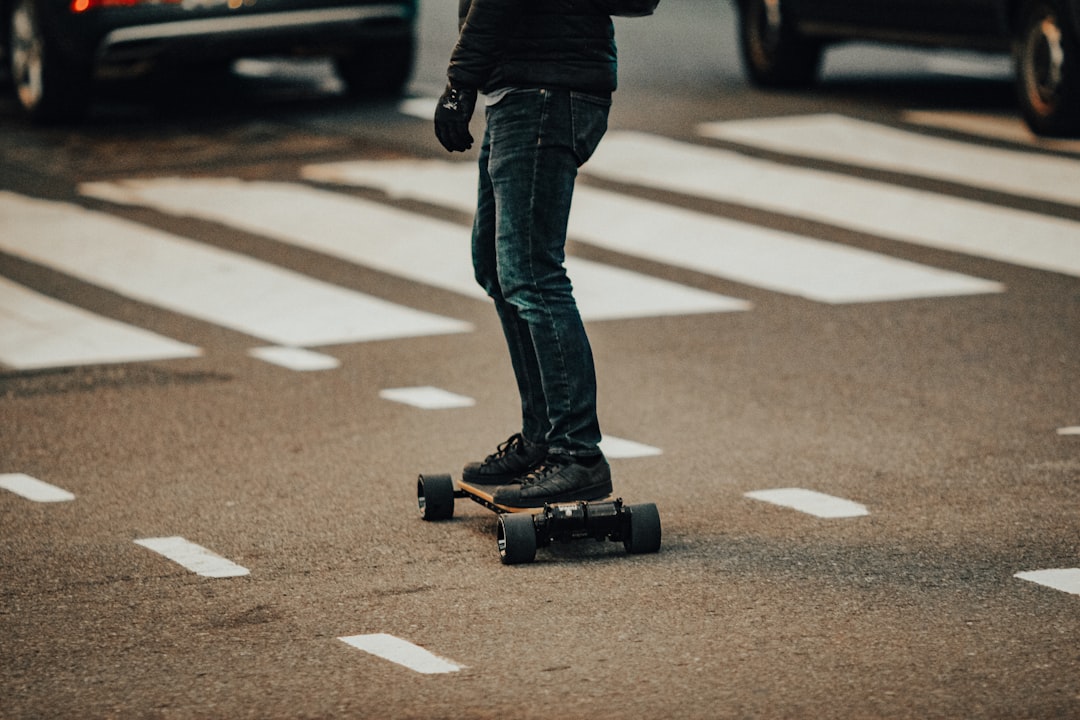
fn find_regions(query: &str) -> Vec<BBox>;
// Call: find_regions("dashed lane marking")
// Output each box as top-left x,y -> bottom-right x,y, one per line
0,276 -> 202,371
699,113 -> 1080,206
0,474 -> 75,503
81,178 -> 749,321
586,132 -> 1080,279
600,436 -> 662,459
745,488 -> 869,519
1056,427 -> 1080,436
338,634 -> 464,674
1015,569 -> 1080,596
133,537 -> 249,578
0,192 -> 470,354
302,159 -> 1003,304
380,386 -> 476,410
247,346 -> 341,371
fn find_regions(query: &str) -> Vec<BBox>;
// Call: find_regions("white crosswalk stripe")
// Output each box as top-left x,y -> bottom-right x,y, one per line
80,177 -> 750,320
585,132 -> 1080,279
302,159 -> 1003,303
699,113 -> 1080,206
902,110 -> 1080,156
0,192 -> 471,356
0,276 -> 202,370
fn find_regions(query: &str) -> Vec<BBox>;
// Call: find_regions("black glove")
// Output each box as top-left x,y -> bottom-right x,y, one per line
434,84 -> 477,152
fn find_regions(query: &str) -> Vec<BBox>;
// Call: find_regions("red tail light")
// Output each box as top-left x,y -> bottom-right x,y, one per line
71,0 -> 183,12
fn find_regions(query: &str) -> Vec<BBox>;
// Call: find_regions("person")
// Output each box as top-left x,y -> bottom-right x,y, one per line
434,0 -> 659,508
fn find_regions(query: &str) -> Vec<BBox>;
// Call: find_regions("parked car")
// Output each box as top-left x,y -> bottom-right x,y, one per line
732,0 -> 1080,137
1,0 -> 417,123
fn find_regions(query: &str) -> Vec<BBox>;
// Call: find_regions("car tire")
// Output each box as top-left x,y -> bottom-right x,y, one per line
8,0 -> 92,123
1014,0 -> 1080,137
737,0 -> 823,88
335,34 -> 414,98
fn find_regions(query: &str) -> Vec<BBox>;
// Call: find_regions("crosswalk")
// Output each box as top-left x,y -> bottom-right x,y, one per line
79,177 -> 749,320
301,158 -> 1003,304
587,132 -> 1080,279
2,111 -> 1079,372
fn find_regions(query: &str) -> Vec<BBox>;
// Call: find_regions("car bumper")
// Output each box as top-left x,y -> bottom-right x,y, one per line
99,5 -> 412,63
42,1 -> 415,66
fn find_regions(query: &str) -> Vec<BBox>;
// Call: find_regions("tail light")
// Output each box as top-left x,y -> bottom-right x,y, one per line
71,0 -> 184,12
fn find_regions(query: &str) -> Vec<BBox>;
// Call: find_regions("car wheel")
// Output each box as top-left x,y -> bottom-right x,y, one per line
737,0 -> 822,88
1014,0 -> 1080,137
8,0 -> 92,123
335,34 -> 414,98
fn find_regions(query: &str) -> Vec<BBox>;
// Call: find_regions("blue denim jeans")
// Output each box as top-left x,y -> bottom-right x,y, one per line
472,87 -> 611,457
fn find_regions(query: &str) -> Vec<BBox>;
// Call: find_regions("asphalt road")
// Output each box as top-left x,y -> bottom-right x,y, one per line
2,2 -> 1079,718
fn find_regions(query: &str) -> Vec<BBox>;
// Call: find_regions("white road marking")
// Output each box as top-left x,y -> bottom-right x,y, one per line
1055,426 -> 1080,436
338,634 -> 464,674
0,474 -> 75,503
600,436 -> 662,459
1014,569 -> 1080,596
0,192 -> 471,349
133,536 -> 249,578
380,386 -> 476,409
903,110 -> 1080,156
699,114 -> 1080,206
303,159 -> 1002,304
81,177 -> 748,320
247,346 -> 341,371
745,488 -> 869,519
0,276 -> 202,370
398,97 -> 437,120
586,132 -> 1080,279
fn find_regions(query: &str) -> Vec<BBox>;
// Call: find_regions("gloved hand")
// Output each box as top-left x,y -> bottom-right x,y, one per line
434,84 -> 477,152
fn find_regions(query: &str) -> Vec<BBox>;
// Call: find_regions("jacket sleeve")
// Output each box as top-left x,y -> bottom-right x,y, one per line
447,0 -> 523,90
589,0 -> 659,17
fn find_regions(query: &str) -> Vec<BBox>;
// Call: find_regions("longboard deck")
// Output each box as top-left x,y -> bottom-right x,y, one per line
456,478 -> 539,514
456,478 -> 612,515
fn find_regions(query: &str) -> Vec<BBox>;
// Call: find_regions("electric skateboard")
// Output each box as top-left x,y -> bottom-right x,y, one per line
417,473 -> 662,564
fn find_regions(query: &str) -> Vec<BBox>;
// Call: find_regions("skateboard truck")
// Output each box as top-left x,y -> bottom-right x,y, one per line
417,473 -> 662,564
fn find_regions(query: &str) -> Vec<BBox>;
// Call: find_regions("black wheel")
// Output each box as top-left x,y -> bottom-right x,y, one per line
8,0 -> 93,123
623,503 -> 662,555
335,34 -> 415,98
497,513 -> 537,565
417,473 -> 455,521
1014,0 -> 1080,137
736,0 -> 822,88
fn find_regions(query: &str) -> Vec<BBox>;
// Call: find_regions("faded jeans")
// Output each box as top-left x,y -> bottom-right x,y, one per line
471,87 -> 611,457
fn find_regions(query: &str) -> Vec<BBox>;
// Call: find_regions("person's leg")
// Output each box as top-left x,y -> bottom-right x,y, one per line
483,88 -> 614,506
487,88 -> 604,456
464,121 -> 548,485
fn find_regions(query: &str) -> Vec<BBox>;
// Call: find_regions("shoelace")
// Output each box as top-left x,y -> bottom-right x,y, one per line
484,433 -> 525,464
519,457 -> 569,486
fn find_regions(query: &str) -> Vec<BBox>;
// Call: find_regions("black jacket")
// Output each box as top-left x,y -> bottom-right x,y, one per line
448,0 -> 658,96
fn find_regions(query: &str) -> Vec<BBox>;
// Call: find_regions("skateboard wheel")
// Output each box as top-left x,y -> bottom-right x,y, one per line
417,473 -> 455,521
623,503 -> 662,555
497,513 -> 537,565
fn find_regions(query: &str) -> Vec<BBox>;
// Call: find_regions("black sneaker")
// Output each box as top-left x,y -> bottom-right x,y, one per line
462,433 -> 547,486
492,453 -> 612,508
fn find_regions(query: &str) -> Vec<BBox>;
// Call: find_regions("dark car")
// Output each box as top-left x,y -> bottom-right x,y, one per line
1,0 -> 417,122
732,0 -> 1080,137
